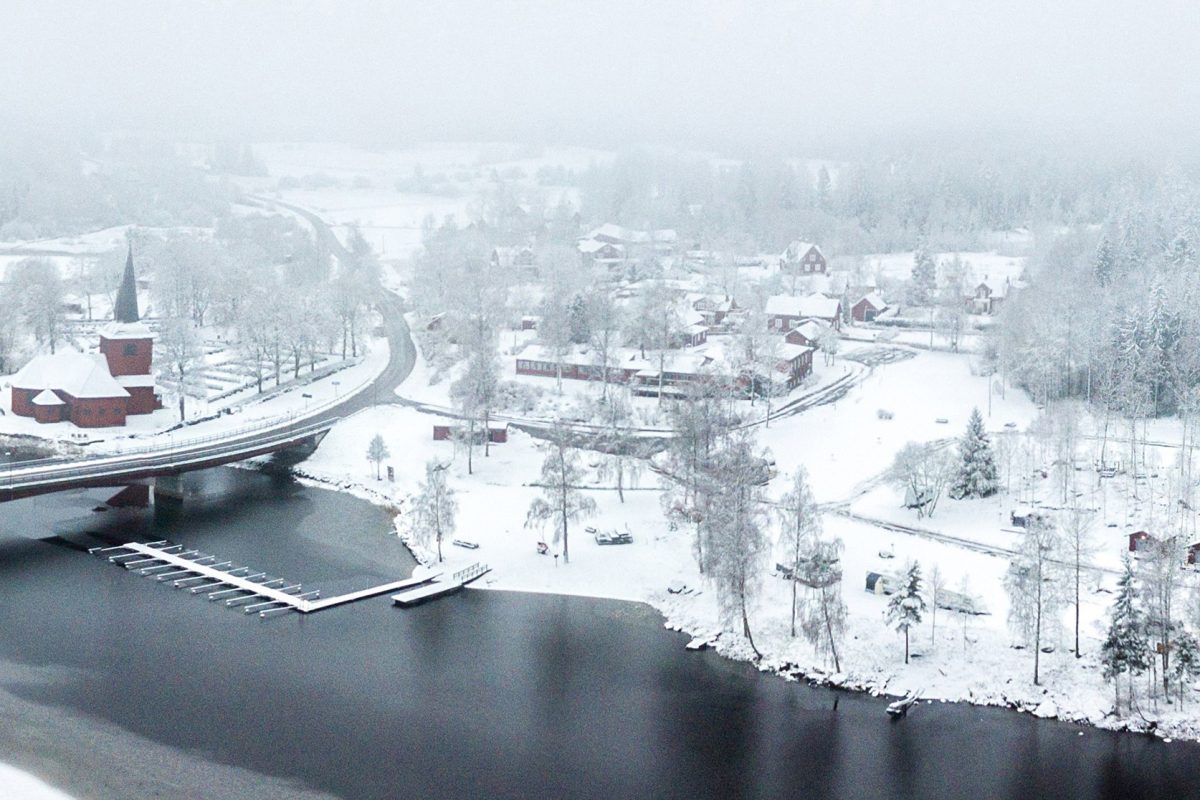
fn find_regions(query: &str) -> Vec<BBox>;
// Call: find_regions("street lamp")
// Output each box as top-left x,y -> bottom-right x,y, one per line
5,451 -> 12,502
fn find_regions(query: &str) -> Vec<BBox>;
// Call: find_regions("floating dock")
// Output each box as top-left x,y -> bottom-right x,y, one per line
90,540 -> 425,619
391,562 -> 490,607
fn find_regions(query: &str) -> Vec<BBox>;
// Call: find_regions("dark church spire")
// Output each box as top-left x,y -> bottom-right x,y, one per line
114,245 -> 140,324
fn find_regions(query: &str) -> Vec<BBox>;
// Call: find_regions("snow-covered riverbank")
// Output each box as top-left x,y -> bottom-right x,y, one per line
291,340 -> 1200,745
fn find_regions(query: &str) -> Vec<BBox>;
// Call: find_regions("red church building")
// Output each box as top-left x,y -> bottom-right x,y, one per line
9,248 -> 161,428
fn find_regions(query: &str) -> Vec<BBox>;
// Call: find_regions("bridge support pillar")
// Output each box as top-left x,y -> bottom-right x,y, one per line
153,475 -> 187,507
106,484 -> 150,508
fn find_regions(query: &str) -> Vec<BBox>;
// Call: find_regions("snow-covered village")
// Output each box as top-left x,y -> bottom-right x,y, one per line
1,3 -> 1199,799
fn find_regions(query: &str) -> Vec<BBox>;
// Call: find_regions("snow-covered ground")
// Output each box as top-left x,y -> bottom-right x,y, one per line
291,335 -> 1200,742
0,764 -> 76,800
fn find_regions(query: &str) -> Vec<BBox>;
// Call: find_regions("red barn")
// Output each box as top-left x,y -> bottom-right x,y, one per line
851,293 -> 888,322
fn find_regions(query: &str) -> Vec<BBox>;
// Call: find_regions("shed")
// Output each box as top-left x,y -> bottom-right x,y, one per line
1129,530 -> 1154,552
1188,542 -> 1200,565
865,572 -> 896,595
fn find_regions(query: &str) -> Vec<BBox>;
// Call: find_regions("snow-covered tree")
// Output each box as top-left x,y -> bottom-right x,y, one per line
1102,557 -> 1150,715
777,467 -> 821,637
1141,535 -> 1186,700
1060,505 -> 1097,659
593,392 -> 643,503
886,560 -> 926,664
1171,629 -> 1200,708
950,408 -> 1000,499
909,242 -> 937,306
366,433 -> 389,480
890,442 -> 955,518
411,460 -> 457,563
525,422 -> 597,564
929,564 -> 946,648
1093,235 -> 1116,286
701,431 -> 770,657
10,257 -> 65,354
797,536 -> 846,672
450,345 -> 499,474
1004,518 -> 1062,685
157,317 -> 206,420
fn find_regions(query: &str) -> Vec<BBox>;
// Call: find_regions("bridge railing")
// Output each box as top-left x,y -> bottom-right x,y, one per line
5,353 -> 372,478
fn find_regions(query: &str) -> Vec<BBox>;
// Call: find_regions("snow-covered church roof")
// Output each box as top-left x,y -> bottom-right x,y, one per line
12,353 -> 130,399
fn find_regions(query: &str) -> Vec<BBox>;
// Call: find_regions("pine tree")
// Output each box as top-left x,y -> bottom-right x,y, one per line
909,242 -> 937,306
951,408 -> 1000,499
1166,232 -> 1195,269
1101,557 -> 1150,715
886,560 -> 926,664
1171,630 -> 1200,708
1094,235 -> 1116,286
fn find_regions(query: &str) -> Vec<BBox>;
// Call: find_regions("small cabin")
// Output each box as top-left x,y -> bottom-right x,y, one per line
1187,542 -> 1200,565
1129,530 -> 1154,553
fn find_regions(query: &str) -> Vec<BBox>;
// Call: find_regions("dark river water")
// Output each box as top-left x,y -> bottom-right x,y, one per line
0,467 -> 1196,800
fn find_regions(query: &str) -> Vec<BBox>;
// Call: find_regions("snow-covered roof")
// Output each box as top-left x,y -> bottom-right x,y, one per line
11,352 -> 130,399
765,293 -> 840,320
117,374 -> 158,387
781,240 -> 822,261
776,343 -> 815,362
31,389 -> 64,406
578,239 -> 624,255
856,292 -> 888,310
100,321 -> 155,340
791,320 -> 827,341
585,223 -> 676,245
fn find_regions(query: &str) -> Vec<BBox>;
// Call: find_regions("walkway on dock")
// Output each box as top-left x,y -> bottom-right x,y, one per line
392,562 -> 490,607
94,541 -> 430,618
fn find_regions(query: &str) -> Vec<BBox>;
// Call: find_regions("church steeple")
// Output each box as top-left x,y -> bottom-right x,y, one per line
114,245 -> 140,323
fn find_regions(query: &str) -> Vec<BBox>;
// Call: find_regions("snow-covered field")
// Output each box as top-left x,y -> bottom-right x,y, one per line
292,336 -> 1200,742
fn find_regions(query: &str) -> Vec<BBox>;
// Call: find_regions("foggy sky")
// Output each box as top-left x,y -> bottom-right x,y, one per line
2,0 -> 1198,151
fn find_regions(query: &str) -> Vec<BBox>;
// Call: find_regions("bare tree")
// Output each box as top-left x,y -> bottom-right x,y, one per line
1004,518 -> 1062,685
889,442 -> 955,518
1060,504 -> 1097,658
157,317 -> 206,420
701,430 -> 770,657
411,461 -> 457,562
366,433 -> 390,480
777,467 -> 821,637
525,422 -> 597,564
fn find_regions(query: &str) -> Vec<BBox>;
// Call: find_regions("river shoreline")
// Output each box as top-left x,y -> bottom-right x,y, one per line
288,463 -> 1200,747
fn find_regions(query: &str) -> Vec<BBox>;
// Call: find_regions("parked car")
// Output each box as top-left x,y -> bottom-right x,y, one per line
611,529 -> 633,544
452,538 -> 480,550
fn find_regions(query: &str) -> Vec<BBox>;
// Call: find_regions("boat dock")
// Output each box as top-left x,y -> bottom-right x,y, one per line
391,562 -> 491,607
91,540 -> 429,618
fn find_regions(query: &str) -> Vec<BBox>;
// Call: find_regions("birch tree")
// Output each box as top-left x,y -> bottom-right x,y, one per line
525,423 -> 597,564
412,461 -> 457,562
1004,518 -> 1062,685
366,433 -> 389,480
701,431 -> 769,657
158,317 -> 206,420
777,467 -> 821,637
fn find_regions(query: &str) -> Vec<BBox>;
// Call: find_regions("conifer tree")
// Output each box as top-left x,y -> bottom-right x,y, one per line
1094,235 -> 1116,286
886,560 -> 926,664
909,242 -> 937,306
1171,630 -> 1200,708
1101,557 -> 1150,715
951,408 -> 1000,499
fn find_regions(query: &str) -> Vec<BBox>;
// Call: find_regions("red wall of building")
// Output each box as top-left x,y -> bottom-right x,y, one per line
125,386 -> 158,415
100,336 -> 153,377
65,395 -> 128,428
33,403 -> 66,424
11,387 -> 36,417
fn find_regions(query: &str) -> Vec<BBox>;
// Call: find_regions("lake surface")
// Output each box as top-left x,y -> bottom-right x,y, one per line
0,467 -> 1196,799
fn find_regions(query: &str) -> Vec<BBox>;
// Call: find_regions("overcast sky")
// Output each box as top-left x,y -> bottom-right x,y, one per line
2,1 -> 1197,151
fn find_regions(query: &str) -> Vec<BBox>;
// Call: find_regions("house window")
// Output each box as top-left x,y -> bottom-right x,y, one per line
123,343 -> 138,356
